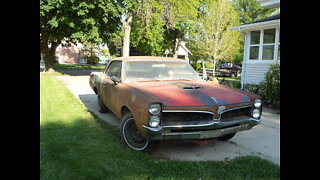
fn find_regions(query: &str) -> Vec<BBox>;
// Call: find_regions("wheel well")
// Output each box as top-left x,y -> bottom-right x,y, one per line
121,106 -> 131,117
93,87 -> 98,94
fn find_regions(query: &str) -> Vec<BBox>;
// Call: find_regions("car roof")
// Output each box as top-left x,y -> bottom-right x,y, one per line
112,56 -> 184,61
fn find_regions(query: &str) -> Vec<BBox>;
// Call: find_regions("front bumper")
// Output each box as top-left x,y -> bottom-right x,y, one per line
143,118 -> 261,141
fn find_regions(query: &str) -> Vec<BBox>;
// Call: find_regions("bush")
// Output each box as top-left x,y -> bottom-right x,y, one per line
205,62 -> 213,69
84,56 -> 100,65
244,64 -> 280,109
190,61 -> 202,71
260,64 -> 280,108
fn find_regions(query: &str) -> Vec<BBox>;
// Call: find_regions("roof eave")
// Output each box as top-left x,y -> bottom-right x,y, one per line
230,19 -> 280,31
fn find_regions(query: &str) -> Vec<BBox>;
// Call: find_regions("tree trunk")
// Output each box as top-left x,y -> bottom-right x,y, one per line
173,38 -> 180,58
122,12 -> 133,57
212,59 -> 217,77
40,39 -> 59,72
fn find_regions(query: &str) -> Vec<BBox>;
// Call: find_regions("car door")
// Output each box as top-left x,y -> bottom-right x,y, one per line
101,60 -> 122,112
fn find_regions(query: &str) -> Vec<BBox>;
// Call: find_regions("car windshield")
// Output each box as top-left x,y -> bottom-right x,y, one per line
124,60 -> 201,81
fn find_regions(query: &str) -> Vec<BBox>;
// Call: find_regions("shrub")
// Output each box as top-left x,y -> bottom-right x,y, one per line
260,64 -> 280,108
244,64 -> 280,109
190,61 -> 202,71
84,56 -> 100,65
205,62 -> 213,69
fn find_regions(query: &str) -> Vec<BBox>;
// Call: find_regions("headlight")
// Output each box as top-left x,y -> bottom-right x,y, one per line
254,99 -> 262,108
149,116 -> 160,127
252,108 -> 261,119
149,104 -> 161,115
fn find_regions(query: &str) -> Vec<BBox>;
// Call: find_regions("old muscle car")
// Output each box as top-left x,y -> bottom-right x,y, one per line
89,56 -> 262,152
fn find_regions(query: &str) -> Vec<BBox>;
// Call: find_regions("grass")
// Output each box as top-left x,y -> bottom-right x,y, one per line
54,63 -> 106,71
40,72 -> 279,180
216,77 -> 241,88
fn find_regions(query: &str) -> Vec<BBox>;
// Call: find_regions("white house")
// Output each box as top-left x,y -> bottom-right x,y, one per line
230,0 -> 280,89
165,41 -> 192,63
177,41 -> 192,63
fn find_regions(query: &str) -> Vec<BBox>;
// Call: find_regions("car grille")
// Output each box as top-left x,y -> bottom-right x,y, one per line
220,107 -> 252,122
161,112 -> 214,126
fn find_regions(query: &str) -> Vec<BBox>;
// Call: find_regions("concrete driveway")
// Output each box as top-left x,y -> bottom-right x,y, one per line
56,75 -> 280,165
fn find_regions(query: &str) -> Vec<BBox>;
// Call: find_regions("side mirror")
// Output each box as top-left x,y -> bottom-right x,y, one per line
111,76 -> 121,84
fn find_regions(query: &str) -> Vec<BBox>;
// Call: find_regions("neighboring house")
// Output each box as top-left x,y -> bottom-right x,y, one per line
165,41 -> 192,63
176,41 -> 192,63
55,42 -> 110,64
230,0 -> 280,89
55,43 -> 81,64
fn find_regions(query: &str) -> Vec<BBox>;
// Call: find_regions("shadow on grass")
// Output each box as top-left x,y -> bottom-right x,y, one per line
40,116 -> 280,180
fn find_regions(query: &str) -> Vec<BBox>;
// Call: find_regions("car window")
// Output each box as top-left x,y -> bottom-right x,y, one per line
105,61 -> 122,79
124,60 -> 201,81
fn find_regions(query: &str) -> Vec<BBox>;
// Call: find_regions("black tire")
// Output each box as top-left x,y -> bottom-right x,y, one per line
120,113 -> 158,152
98,95 -> 109,113
218,133 -> 236,141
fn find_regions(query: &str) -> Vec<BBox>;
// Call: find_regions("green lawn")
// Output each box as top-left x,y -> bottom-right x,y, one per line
54,63 -> 106,71
40,73 -> 279,180
216,77 -> 241,88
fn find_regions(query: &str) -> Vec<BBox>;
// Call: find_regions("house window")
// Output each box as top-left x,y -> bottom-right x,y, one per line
262,28 -> 275,60
248,28 -> 279,61
249,30 -> 260,60
249,46 -> 259,60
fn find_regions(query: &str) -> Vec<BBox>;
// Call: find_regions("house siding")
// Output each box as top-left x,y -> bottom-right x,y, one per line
241,26 -> 280,87
242,63 -> 274,84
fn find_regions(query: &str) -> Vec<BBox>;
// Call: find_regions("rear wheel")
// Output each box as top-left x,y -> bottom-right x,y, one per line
120,113 -> 158,152
218,133 -> 236,141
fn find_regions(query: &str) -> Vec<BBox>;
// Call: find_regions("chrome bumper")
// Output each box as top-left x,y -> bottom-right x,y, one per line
143,118 -> 261,141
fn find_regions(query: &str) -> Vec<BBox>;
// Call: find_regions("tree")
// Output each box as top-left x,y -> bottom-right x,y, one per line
130,0 -> 167,56
161,0 -> 200,57
127,0 -> 201,57
119,0 -> 143,57
190,0 -> 241,76
232,0 -> 280,24
40,0 -> 122,71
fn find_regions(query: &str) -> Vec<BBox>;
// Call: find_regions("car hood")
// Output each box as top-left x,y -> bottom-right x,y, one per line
127,80 -> 253,107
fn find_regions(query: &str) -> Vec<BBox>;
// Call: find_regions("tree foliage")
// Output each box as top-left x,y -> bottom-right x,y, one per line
40,0 -> 123,71
232,0 -> 280,24
189,0 -> 241,75
130,0 -> 166,56
128,0 -> 201,57
40,0 -> 280,72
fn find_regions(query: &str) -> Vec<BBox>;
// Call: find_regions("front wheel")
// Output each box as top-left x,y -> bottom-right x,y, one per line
120,113 -> 158,152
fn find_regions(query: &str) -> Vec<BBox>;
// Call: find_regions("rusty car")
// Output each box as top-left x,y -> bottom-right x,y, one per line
89,56 -> 262,152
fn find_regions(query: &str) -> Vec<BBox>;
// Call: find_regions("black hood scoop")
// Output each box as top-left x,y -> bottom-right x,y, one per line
182,85 -> 201,89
